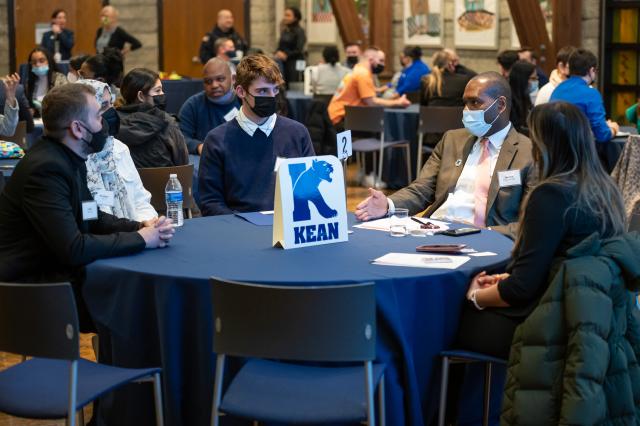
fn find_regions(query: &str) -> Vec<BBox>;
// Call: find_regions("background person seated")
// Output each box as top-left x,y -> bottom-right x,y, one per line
79,79 -> 157,222
535,45 -> 576,106
213,37 -> 238,74
67,54 -> 89,83
308,46 -> 350,97
550,48 -> 619,143
198,54 -> 314,216
393,46 -> 430,98
356,72 -> 534,239
344,41 -> 362,69
0,74 -> 22,137
420,49 -> 471,107
508,60 -> 537,135
179,58 -> 240,155
25,47 -> 67,117
40,9 -> 74,61
116,68 -> 189,168
79,48 -> 125,93
518,46 -> 549,86
497,49 -> 519,78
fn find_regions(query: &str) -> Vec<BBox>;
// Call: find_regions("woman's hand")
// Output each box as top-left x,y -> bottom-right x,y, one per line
466,271 -> 510,301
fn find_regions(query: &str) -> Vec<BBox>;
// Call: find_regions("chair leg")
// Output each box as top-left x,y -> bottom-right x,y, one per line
417,133 -> 424,177
483,363 -> 493,426
377,373 -> 386,426
67,360 -> 78,426
78,407 -> 85,426
91,334 -> 99,362
404,145 -> 411,185
377,136 -> 384,188
438,356 -> 450,426
364,361 -> 375,426
152,372 -> 165,426
211,354 -> 226,426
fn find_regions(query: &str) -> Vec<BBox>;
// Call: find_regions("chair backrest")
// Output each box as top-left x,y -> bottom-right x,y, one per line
137,164 -> 195,213
211,278 -> 376,362
2,121 -> 27,148
405,91 -> 421,104
0,282 -> 79,360
418,106 -> 464,134
344,105 -> 384,133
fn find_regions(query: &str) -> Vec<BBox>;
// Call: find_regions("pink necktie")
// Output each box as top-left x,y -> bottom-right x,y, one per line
474,138 -> 491,227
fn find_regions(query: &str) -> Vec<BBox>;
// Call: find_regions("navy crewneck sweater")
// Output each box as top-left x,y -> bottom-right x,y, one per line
198,115 -> 315,216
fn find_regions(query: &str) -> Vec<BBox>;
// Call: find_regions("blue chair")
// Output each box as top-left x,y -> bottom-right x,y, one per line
438,350 -> 507,426
0,282 -> 165,426
210,278 -> 386,426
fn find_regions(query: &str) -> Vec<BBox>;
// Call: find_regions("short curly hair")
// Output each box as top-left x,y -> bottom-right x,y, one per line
235,53 -> 284,91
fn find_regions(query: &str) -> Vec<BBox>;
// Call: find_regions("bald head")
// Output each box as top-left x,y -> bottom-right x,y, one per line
203,58 -> 234,99
363,47 -> 385,72
463,72 -> 512,136
100,6 -> 118,28
217,9 -> 234,31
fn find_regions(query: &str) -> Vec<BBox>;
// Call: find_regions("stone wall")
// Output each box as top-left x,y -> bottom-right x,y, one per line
0,0 -> 8,75
111,0 -> 159,72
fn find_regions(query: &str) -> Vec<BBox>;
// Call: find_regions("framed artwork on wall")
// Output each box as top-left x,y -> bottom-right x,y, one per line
454,0 -> 499,49
403,0 -> 443,46
305,0 -> 338,44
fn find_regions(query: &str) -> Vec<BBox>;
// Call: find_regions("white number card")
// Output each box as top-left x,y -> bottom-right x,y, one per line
336,130 -> 352,161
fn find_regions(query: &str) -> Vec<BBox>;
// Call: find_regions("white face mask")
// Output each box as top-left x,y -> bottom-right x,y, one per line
461,98 -> 501,137
67,72 -> 78,83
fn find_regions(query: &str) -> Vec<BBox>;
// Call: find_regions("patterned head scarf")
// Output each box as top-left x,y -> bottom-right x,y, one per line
78,79 -> 133,219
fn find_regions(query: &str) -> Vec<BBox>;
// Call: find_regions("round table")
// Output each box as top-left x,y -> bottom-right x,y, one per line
84,214 -> 513,426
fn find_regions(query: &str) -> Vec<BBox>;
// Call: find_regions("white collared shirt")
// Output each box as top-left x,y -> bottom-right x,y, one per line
235,105 -> 277,137
430,123 -> 512,223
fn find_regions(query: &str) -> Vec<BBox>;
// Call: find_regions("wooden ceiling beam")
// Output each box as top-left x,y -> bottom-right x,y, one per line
329,0 -> 366,47
507,0 -> 555,75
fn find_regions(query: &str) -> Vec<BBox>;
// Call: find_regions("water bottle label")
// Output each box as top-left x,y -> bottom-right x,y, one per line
166,192 -> 183,202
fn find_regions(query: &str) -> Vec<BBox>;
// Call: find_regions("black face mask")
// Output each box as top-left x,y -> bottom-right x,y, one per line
152,94 -> 167,111
80,118 -> 109,153
102,107 -> 120,136
346,56 -> 359,68
245,93 -> 277,118
372,63 -> 385,75
226,49 -> 236,58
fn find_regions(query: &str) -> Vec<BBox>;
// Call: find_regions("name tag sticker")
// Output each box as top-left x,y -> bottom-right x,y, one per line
498,170 -> 522,187
94,190 -> 115,207
224,107 -> 239,122
82,201 -> 99,221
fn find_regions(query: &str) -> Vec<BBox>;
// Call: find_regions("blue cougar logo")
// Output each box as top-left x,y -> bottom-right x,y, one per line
289,159 -> 338,222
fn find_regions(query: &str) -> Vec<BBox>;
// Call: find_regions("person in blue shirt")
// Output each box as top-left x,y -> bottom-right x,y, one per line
178,58 -> 240,155
550,49 -> 619,143
394,46 -> 430,97
198,54 -> 315,216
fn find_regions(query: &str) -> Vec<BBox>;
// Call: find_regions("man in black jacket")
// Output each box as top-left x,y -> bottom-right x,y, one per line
199,9 -> 248,64
0,84 -> 173,326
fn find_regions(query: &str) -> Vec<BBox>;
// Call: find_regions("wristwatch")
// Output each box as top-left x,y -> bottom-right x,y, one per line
469,289 -> 485,311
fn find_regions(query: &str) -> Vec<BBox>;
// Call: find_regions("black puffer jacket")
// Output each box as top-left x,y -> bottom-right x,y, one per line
117,103 -> 189,168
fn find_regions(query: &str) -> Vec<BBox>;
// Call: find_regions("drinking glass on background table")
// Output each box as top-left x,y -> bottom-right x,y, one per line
390,208 -> 409,237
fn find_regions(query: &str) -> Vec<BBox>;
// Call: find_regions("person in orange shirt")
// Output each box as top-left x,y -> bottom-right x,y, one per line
328,46 -> 410,127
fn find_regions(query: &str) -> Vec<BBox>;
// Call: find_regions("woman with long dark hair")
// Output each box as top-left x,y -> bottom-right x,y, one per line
116,68 -> 188,168
25,47 -> 67,116
507,60 -> 537,135
275,6 -> 306,85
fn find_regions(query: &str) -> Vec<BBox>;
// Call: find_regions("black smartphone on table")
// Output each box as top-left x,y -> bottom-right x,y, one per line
437,227 -> 481,237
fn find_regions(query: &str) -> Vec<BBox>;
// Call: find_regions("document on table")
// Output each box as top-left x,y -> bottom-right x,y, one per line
353,217 -> 449,232
372,253 -> 470,270
234,211 -> 274,226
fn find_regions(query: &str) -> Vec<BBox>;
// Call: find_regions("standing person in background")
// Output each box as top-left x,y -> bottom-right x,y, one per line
199,9 -> 248,64
344,42 -> 363,69
25,47 -> 67,117
508,60 -> 537,135
420,49 -> 470,107
309,46 -> 350,96
275,7 -> 306,85
393,46 -> 430,98
40,9 -> 74,62
95,6 -> 142,55
535,45 -> 576,106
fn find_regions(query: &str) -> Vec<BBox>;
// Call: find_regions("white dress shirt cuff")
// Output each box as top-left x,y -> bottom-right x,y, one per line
387,198 -> 396,216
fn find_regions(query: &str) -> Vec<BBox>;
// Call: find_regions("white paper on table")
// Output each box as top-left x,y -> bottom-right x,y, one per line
260,211 -> 274,215
616,131 -> 631,138
371,253 -> 470,270
353,217 -> 449,232
469,251 -> 497,257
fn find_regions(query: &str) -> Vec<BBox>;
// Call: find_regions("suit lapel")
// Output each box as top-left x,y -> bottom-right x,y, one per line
486,128 -> 519,215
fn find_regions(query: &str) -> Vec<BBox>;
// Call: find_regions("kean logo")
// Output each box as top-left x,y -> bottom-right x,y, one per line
273,156 -> 348,249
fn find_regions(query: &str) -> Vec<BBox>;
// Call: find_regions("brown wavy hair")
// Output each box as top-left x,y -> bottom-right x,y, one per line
236,54 -> 284,91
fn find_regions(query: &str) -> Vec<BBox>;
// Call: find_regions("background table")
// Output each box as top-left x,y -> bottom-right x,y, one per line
84,215 -> 513,426
600,126 -> 638,173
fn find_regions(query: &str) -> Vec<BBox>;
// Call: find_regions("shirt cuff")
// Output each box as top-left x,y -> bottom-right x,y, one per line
387,198 -> 395,216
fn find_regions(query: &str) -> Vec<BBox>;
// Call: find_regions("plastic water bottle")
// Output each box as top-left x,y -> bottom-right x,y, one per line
165,174 -> 184,227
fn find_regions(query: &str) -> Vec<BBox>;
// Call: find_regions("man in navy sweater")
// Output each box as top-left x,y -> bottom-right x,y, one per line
179,58 -> 240,155
198,54 -> 315,216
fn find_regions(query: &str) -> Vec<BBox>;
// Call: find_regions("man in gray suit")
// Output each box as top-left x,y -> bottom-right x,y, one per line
356,72 -> 534,239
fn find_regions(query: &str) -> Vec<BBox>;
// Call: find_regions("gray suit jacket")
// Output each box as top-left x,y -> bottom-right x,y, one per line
389,126 -> 535,239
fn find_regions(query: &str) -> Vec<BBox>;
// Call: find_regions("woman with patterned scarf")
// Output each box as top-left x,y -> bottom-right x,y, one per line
78,79 -> 157,221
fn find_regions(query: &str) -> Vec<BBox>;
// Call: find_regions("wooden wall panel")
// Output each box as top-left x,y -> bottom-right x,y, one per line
507,0 -> 555,74
552,0 -> 582,50
329,0 -> 365,46
369,0 -> 393,78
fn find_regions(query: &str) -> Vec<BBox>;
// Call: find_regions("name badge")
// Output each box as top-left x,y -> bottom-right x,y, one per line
82,200 -> 99,221
498,170 -> 522,188
274,156 -> 286,172
94,190 -> 115,207
224,107 -> 239,122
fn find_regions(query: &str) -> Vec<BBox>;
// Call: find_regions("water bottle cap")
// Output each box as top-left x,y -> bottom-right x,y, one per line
169,173 -> 177,178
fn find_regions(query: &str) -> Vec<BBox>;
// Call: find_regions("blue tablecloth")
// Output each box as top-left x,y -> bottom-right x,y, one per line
163,79 -> 204,115
84,215 -> 513,426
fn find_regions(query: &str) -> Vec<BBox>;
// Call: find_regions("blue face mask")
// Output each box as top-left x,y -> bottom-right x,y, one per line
32,65 -> 49,77
461,98 -> 501,137
207,89 -> 235,105
529,80 -> 539,94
